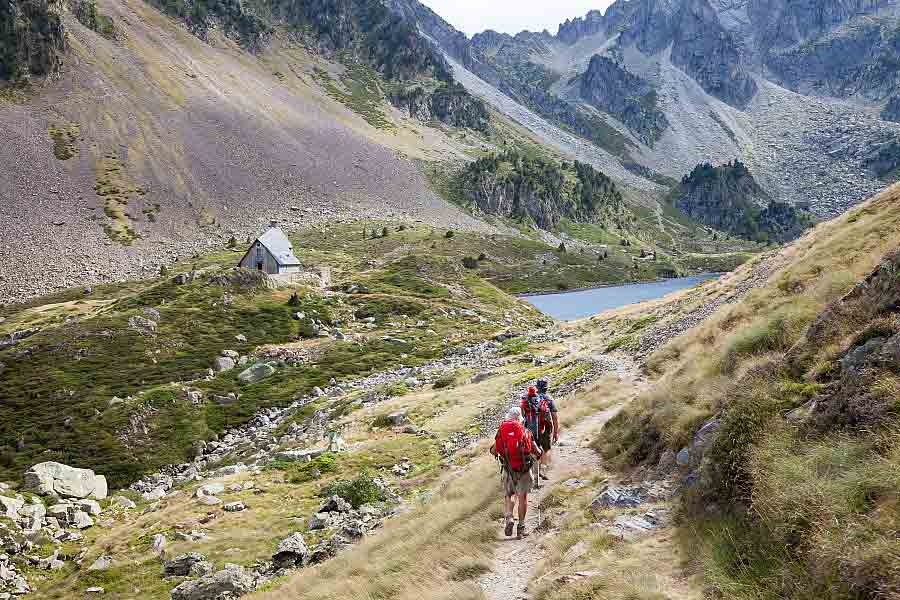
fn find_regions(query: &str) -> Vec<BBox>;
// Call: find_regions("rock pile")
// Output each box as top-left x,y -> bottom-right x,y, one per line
0,462 -> 126,597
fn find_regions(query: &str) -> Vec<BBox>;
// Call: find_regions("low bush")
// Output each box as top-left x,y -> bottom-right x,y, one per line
432,372 -> 457,389
462,256 -> 479,269
289,453 -> 338,484
321,473 -> 385,508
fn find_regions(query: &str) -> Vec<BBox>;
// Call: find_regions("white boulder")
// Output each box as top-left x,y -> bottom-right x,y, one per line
23,462 -> 108,500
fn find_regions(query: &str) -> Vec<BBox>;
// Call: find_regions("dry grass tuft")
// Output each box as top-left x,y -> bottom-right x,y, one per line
250,458 -> 500,600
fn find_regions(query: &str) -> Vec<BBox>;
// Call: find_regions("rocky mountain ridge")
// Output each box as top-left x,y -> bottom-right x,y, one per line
670,160 -> 812,242
394,0 -> 900,218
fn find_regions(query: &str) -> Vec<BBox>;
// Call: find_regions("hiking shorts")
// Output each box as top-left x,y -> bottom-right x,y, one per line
538,429 -> 553,452
502,468 -> 533,496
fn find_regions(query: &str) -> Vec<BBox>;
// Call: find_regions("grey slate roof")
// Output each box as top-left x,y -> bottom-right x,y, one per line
257,227 -> 301,266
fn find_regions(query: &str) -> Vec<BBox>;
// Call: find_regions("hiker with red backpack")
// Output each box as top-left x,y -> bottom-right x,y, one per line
521,380 -> 559,487
491,406 -> 542,539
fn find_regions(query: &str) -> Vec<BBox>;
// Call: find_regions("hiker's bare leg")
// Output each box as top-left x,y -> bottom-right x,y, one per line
541,447 -> 552,467
505,494 -> 515,518
517,492 -> 528,522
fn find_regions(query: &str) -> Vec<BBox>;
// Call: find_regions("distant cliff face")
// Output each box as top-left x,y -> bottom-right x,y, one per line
391,82 -> 491,133
557,10 -> 606,45
0,0 -> 67,81
883,95 -> 900,122
670,0 -> 758,107
671,161 -> 812,242
579,55 -> 669,145
457,151 -> 627,230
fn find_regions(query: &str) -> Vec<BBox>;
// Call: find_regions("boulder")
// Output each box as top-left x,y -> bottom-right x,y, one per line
590,486 -> 643,509
384,411 -> 408,426
197,496 -> 221,507
87,555 -> 112,571
163,553 -> 210,577
17,500 -> 46,531
272,532 -> 308,569
273,448 -> 325,463
143,488 -> 166,502
689,419 -> 721,466
238,363 -> 275,384
170,564 -> 255,600
319,495 -> 351,513
212,465 -> 246,477
212,357 -> 235,373
48,503 -> 76,524
23,462 -> 108,500
223,502 -> 245,512
72,510 -> 94,529
152,533 -> 167,553
0,496 -> 23,521
307,512 -> 335,531
77,500 -> 102,516
195,484 -> 225,498
111,496 -> 136,509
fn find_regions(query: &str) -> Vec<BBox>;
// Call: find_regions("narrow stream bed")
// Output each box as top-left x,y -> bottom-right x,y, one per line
522,273 -> 721,321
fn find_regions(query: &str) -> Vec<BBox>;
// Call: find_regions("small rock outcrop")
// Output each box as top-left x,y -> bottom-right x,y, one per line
23,462 -> 108,500
164,553 -> 214,578
170,564 -> 256,600
238,363 -> 276,384
272,533 -> 308,569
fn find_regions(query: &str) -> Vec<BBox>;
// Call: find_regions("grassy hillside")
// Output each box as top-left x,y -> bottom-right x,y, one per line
0,223 -> 559,488
598,183 -> 900,598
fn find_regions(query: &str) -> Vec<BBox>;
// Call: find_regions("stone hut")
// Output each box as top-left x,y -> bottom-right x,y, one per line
238,224 -> 301,275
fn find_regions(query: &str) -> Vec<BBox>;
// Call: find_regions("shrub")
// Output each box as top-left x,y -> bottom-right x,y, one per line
397,224 -> 406,231
557,242 -> 567,253
720,304 -> 817,373
477,253 -> 486,261
382,227 -> 389,238
445,230 -> 454,239
289,453 -> 338,484
227,236 -> 238,249
462,256 -> 479,269
321,473 -> 385,508
159,265 -> 168,277
449,560 -> 491,581
433,372 -> 457,389
500,336 -> 529,355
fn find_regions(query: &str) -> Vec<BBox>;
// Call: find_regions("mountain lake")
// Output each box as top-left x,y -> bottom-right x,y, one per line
522,273 -> 722,321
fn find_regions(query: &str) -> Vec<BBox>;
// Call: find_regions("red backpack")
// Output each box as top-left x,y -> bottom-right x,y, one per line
521,394 -> 551,436
495,420 -> 532,473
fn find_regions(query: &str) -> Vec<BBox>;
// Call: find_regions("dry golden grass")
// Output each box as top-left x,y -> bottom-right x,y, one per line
600,184 -> 900,465
250,457 -> 499,600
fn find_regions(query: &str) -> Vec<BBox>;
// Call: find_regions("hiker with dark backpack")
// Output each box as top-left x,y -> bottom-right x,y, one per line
535,379 -> 560,480
491,406 -> 542,539
520,382 -> 557,487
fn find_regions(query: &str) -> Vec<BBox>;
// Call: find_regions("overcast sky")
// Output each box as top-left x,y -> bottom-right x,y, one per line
417,1 -> 616,38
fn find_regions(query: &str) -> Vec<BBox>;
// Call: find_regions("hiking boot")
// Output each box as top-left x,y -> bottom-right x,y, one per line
504,519 -> 514,537
517,523 -> 529,539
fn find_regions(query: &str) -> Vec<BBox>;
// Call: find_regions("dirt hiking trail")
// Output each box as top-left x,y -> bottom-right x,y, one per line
478,356 -> 699,600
